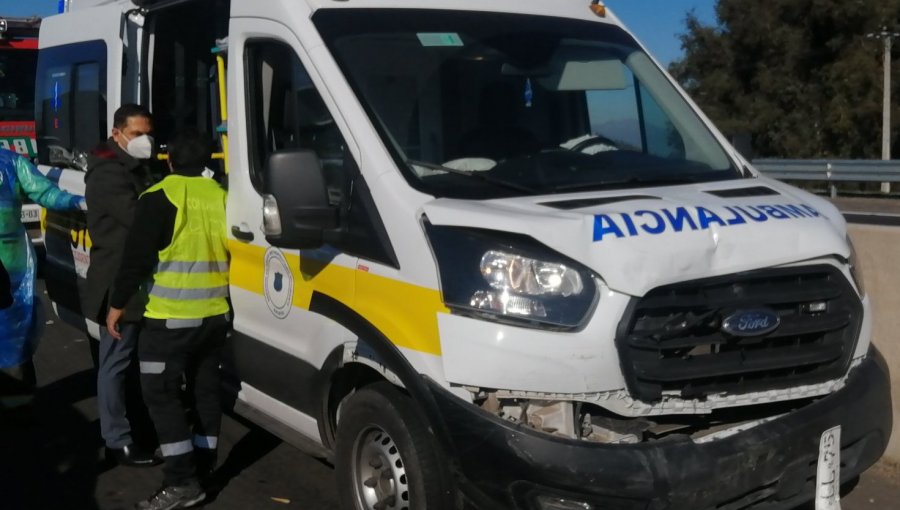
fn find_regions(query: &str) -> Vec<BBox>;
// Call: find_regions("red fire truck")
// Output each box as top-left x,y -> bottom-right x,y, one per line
1,16 -> 42,240
0,16 -> 39,157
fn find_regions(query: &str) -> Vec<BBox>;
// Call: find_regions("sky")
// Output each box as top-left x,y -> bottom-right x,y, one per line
0,0 -> 717,65
605,1 -> 718,64
0,0 -> 59,18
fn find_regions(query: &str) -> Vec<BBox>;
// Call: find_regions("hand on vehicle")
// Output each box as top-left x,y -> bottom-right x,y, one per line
106,307 -> 125,340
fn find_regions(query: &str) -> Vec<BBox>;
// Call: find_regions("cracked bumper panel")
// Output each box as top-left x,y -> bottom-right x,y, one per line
428,349 -> 892,510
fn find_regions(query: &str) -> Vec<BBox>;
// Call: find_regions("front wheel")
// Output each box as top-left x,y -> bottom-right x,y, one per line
335,382 -> 455,510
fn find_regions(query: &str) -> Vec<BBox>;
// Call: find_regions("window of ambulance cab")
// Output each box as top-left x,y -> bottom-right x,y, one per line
35,40 -> 106,168
244,40 -> 396,266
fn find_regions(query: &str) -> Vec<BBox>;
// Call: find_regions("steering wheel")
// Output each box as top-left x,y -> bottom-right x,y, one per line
570,134 -> 619,153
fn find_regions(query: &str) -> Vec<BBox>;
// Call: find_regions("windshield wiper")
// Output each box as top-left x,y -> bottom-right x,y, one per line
406,159 -> 537,195
552,175 -> 708,193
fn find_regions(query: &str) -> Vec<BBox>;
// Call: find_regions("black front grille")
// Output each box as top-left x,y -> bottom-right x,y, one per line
616,265 -> 862,402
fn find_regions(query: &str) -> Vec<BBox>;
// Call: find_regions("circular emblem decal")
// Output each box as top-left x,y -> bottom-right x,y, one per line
264,248 -> 293,319
721,308 -> 781,337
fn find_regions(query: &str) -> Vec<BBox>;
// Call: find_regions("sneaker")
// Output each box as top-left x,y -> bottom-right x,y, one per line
135,481 -> 206,510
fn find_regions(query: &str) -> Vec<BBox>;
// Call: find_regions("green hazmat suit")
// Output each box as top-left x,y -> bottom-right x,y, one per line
0,149 -> 83,368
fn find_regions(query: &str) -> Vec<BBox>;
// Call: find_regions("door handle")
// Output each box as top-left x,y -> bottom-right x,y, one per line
231,225 -> 255,242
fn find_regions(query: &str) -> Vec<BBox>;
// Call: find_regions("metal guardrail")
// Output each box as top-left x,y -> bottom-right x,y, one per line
752,159 -> 900,197
752,159 -> 900,182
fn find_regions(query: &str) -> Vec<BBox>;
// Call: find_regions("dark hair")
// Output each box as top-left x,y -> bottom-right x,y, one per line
168,128 -> 211,174
113,104 -> 152,129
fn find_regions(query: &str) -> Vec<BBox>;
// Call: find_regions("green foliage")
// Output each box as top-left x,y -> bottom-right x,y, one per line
670,0 -> 899,158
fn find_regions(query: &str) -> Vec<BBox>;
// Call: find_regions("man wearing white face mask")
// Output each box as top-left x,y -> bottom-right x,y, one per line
83,104 -> 161,468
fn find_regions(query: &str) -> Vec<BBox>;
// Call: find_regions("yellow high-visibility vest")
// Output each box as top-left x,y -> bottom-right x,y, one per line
144,174 -> 229,320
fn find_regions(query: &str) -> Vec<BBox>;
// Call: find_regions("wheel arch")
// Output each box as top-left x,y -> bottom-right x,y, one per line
309,291 -> 455,462
320,358 -> 395,451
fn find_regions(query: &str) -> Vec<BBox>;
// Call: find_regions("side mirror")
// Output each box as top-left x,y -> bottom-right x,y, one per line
41,141 -> 88,172
262,149 -> 339,250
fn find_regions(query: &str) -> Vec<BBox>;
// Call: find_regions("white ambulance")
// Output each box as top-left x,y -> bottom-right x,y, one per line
39,1 -> 892,509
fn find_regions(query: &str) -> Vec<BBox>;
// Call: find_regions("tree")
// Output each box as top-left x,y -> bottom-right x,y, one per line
670,0 -> 898,159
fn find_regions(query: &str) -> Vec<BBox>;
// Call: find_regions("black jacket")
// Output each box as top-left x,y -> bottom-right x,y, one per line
109,182 -> 176,309
81,139 -> 156,323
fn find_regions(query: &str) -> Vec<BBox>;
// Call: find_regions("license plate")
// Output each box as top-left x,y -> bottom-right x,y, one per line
20,207 -> 40,223
816,425 -> 842,510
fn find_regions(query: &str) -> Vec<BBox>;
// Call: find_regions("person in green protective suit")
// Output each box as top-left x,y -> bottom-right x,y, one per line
0,148 -> 85,410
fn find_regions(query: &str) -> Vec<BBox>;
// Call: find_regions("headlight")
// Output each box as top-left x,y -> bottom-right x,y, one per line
425,223 -> 599,330
481,250 -> 584,297
846,235 -> 866,297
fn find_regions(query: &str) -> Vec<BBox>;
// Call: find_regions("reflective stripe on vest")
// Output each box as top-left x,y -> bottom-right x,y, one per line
156,261 -> 230,274
147,284 -> 229,300
144,175 -> 229,320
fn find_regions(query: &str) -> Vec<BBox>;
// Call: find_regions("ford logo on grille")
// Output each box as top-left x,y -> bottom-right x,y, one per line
721,309 -> 781,337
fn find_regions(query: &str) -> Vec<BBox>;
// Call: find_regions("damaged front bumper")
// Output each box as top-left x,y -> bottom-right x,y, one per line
428,348 -> 893,510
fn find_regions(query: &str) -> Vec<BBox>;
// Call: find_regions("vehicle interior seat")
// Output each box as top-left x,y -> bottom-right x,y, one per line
456,81 -> 541,161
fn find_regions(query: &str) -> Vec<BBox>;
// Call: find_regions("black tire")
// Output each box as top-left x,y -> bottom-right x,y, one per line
335,381 -> 455,510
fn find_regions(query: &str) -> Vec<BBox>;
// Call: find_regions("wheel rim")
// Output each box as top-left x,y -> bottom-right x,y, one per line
350,426 -> 410,510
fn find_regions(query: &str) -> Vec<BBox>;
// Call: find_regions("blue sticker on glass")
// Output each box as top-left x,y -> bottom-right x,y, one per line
417,33 -> 464,47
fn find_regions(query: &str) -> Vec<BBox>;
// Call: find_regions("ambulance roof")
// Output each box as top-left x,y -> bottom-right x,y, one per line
67,0 -> 622,27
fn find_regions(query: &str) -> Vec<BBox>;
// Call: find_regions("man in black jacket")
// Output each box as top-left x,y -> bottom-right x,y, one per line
83,104 -> 160,467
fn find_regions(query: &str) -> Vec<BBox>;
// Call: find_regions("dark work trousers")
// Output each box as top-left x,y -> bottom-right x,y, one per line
0,359 -> 35,409
98,322 -> 139,448
138,314 -> 229,486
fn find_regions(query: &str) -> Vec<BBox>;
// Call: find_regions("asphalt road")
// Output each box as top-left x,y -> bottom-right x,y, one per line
2,284 -> 341,510
831,196 -> 900,226
1,284 -> 897,510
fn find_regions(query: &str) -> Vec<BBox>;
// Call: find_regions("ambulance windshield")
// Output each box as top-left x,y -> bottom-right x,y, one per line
316,9 -> 743,199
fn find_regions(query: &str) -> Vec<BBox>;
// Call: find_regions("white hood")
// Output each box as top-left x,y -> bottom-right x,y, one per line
423,179 -> 848,296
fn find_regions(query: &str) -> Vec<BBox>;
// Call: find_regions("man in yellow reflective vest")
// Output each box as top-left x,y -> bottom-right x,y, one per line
106,129 -> 228,510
